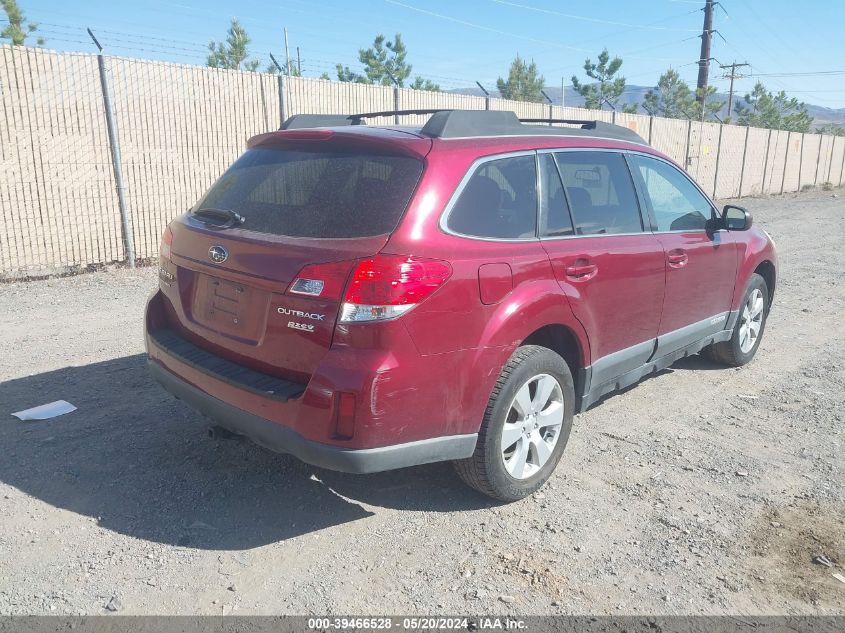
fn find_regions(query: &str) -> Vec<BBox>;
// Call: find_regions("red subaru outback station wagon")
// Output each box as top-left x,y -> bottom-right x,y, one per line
146,109 -> 777,501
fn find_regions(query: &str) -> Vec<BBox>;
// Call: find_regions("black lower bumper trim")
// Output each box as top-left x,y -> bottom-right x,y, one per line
148,360 -> 477,474
148,328 -> 305,401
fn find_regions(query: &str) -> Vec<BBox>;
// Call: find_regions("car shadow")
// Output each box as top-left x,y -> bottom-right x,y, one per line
669,354 -> 730,371
0,355 -> 492,551
583,352 -> 728,411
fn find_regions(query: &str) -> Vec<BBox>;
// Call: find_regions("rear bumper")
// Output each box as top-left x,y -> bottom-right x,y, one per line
148,359 -> 477,474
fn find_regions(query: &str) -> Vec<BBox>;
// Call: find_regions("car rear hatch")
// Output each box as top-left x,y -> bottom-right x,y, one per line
159,129 -> 431,383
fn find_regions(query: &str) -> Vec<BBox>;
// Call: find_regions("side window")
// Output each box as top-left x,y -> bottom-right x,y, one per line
539,153 -> 574,237
447,155 -> 537,239
630,155 -> 713,232
554,152 -> 643,235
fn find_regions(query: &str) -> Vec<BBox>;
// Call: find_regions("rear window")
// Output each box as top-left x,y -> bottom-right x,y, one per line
197,147 -> 424,238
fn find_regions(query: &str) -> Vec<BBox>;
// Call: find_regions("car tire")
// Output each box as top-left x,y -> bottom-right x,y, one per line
453,345 -> 575,502
704,273 -> 769,367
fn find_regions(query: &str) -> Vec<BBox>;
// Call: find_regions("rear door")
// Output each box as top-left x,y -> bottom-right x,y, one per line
626,154 -> 738,357
539,150 -> 665,387
159,139 -> 426,381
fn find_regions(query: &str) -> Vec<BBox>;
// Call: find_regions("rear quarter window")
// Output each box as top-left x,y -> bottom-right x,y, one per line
446,154 -> 537,239
197,148 -> 424,238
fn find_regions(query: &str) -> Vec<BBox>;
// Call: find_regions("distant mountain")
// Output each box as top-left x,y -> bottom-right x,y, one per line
448,85 -> 845,128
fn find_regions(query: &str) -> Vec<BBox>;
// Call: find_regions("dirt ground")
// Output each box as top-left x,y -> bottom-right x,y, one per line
0,188 -> 843,616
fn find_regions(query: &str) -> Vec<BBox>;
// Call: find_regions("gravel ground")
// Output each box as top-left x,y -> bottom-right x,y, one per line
0,188 -> 843,617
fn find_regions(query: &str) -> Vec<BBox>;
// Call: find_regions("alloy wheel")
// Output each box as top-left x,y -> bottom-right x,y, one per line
500,373 -> 564,480
739,288 -> 765,353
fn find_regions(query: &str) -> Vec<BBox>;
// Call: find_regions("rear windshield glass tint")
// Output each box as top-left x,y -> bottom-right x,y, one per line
197,147 -> 424,238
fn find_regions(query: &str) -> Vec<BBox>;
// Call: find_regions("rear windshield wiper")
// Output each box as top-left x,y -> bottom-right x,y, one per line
191,207 -> 246,229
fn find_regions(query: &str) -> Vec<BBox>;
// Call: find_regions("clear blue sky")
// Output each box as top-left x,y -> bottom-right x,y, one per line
17,0 -> 845,108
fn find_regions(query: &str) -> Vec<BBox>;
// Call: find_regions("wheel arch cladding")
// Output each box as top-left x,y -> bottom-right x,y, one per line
521,324 -> 585,394
754,260 -> 776,309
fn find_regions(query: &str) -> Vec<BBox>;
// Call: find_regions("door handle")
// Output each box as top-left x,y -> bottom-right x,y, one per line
667,249 -> 688,268
565,259 -> 598,280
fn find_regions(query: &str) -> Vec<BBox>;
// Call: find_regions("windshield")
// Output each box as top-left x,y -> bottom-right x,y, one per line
197,147 -> 424,238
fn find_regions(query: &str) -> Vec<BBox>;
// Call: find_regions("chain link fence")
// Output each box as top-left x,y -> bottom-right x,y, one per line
2,44 -> 844,279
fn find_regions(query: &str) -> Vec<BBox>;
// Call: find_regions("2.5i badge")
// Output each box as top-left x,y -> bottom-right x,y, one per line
277,306 -> 324,333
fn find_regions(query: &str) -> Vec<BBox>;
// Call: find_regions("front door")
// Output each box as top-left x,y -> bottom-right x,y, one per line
627,154 -> 738,357
539,151 -> 665,388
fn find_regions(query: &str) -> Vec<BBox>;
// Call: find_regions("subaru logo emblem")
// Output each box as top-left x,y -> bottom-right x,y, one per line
208,245 -> 228,263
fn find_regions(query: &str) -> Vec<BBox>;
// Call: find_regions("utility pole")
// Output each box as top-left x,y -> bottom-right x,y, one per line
720,60 -> 750,117
284,27 -> 291,77
696,0 -> 715,104
296,46 -> 302,75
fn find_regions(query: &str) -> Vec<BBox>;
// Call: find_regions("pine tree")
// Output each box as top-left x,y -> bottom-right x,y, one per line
496,55 -> 545,102
335,64 -> 369,84
410,77 -> 440,91
735,82 -> 813,132
332,33 -> 438,90
643,69 -> 695,119
1,0 -> 44,46
571,49 -> 627,110
359,33 -> 412,86
266,60 -> 301,76
207,18 -> 260,71
691,85 -> 725,122
816,123 -> 844,136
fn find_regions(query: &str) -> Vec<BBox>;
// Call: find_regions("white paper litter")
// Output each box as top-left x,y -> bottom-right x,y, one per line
11,400 -> 77,421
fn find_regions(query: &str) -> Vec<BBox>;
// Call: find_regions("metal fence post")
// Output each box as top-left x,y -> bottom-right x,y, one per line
797,133 -> 805,192
648,116 -> 654,145
278,74 -> 287,127
780,131 -> 790,195
684,119 -> 693,172
712,123 -> 723,198
839,137 -> 845,187
762,129 -> 772,193
826,136 -> 836,184
737,126 -> 749,198
814,134 -> 823,185
393,87 -> 400,124
90,31 -> 135,268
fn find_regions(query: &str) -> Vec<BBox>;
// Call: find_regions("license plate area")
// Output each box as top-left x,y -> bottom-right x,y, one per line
191,274 -> 268,343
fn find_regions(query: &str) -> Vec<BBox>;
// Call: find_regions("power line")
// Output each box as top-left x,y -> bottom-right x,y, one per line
384,0 -> 677,62
752,71 -> 845,77
720,60 -> 750,117
382,0 -> 594,54
487,0 -> 699,32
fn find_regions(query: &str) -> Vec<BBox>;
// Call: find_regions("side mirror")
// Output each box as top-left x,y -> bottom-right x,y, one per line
722,205 -> 753,231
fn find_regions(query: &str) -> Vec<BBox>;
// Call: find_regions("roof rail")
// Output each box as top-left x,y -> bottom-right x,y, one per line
349,108 -> 447,122
283,109 -> 648,145
281,114 -> 363,129
520,118 -> 599,127
281,109 -> 448,130
419,110 -> 648,144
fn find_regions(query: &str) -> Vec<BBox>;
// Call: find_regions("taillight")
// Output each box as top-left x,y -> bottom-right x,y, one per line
340,255 -> 452,323
160,226 -> 173,260
287,260 -> 357,301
